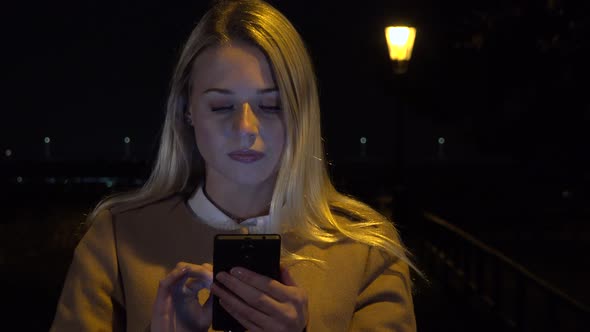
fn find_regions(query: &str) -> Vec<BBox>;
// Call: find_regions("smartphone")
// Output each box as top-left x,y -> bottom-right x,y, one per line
212,234 -> 281,331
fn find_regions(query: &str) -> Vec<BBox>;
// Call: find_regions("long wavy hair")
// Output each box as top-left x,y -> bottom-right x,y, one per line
87,0 -> 422,277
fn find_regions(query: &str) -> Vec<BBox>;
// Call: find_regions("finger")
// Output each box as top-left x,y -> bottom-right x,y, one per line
171,264 -> 215,329
280,266 -> 298,287
152,266 -> 188,317
175,264 -> 214,292
228,267 -> 292,302
175,262 -> 214,281
161,265 -> 191,290
214,271 -> 289,319
184,275 -> 213,294
180,281 -> 204,299
202,291 -> 213,320
211,283 -> 266,330
219,298 -> 262,332
203,263 -> 213,271
225,268 -> 308,330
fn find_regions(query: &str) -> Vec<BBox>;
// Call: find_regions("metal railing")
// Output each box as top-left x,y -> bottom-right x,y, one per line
418,212 -> 590,331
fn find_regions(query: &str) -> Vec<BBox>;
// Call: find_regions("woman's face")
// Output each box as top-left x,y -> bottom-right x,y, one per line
188,41 -> 285,190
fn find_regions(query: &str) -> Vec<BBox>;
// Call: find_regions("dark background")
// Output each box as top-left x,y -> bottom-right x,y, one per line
2,0 -> 589,330
3,0 -> 588,165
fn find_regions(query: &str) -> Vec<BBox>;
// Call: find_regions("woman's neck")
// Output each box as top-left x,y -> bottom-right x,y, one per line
202,181 -> 273,223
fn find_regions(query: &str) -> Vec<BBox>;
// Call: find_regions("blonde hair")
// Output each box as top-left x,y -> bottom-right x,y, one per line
87,0 -> 422,277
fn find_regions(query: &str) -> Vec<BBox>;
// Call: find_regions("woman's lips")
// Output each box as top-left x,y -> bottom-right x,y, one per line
227,150 -> 265,163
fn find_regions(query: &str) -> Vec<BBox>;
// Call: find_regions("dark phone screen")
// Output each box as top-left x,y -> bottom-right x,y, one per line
212,234 -> 281,331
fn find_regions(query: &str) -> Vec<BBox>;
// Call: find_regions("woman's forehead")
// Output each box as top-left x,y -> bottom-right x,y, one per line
190,42 -> 276,93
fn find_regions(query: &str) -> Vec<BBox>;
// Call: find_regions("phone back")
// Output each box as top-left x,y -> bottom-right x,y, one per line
212,234 -> 281,331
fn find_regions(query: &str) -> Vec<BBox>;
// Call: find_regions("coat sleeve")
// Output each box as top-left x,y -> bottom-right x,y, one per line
50,210 -> 126,332
349,246 -> 417,332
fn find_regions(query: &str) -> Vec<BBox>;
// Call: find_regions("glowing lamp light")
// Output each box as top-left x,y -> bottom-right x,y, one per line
385,26 -> 416,61
385,26 -> 416,74
124,137 -> 131,144
44,137 -> 51,144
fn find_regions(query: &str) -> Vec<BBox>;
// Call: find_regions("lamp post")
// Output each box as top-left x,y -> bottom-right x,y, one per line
124,136 -> 131,160
384,26 -> 416,224
44,136 -> 52,160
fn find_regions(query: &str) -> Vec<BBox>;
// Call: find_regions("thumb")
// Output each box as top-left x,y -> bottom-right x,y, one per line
202,291 -> 213,318
280,266 -> 297,286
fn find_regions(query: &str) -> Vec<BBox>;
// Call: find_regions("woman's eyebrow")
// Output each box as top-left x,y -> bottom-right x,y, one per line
202,88 -> 232,95
202,87 -> 278,95
257,87 -> 278,94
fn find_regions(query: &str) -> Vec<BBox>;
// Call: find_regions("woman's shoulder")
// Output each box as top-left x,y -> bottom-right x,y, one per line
329,205 -> 366,222
328,194 -> 390,224
324,199 -> 407,268
82,193 -> 186,235
79,193 -> 190,246
109,193 -> 185,217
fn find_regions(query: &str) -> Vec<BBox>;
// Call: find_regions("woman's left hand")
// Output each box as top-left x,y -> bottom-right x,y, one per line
210,266 -> 308,332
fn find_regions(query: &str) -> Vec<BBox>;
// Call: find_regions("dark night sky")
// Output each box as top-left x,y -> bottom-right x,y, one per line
1,0 -> 589,170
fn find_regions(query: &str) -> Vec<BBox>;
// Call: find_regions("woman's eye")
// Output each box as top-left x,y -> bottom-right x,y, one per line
211,105 -> 234,112
259,105 -> 281,113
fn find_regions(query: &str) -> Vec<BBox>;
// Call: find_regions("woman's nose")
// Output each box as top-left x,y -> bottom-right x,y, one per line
234,102 -> 259,141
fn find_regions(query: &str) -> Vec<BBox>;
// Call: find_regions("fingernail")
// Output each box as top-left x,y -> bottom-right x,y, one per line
230,267 -> 244,278
216,272 -> 228,282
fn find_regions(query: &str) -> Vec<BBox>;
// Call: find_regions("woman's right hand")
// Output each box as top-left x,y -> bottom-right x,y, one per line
151,262 -> 214,332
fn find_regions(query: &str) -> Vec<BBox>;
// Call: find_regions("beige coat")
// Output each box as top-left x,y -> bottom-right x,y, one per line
50,195 -> 416,331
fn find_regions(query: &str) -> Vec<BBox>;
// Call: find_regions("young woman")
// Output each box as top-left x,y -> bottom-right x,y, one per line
51,1 -> 420,331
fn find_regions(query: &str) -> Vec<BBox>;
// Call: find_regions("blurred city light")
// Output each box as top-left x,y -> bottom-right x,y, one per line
124,137 -> 131,144
438,137 -> 446,145
360,137 -> 367,144
44,137 -> 51,144
5,149 -> 12,157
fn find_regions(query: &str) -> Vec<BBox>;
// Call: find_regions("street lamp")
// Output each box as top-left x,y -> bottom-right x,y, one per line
384,25 -> 416,223
385,26 -> 416,74
124,136 -> 131,159
44,136 -> 52,160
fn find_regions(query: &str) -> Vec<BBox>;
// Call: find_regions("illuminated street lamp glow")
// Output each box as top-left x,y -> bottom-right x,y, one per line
44,137 -> 51,144
384,26 -> 416,61
17,176 -> 23,183
124,137 -> 131,144
360,137 -> 367,144
5,149 -> 12,157
438,137 -> 446,145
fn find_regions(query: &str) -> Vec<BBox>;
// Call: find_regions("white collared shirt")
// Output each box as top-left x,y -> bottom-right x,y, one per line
187,186 -> 270,234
